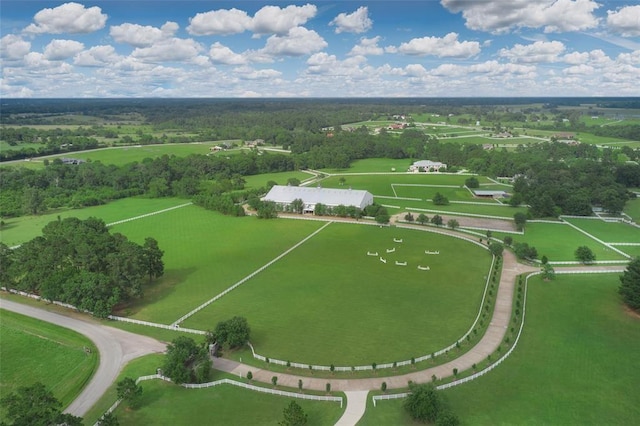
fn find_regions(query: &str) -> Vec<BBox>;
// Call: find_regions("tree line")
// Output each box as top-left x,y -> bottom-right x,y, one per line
0,217 -> 164,317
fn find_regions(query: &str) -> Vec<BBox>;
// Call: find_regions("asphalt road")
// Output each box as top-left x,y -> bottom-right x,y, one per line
0,300 -> 166,417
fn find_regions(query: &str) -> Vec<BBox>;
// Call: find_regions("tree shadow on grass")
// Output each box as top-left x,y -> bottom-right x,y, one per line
113,267 -> 196,317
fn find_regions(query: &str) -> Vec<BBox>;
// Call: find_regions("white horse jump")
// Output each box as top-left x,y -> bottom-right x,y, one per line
417,265 -> 430,270
386,247 -> 396,253
393,238 -> 403,243
379,257 -> 387,264
367,251 -> 378,256
424,250 -> 440,255
395,261 -> 407,266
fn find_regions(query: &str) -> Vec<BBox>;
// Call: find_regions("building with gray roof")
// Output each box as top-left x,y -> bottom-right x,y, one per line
263,185 -> 374,213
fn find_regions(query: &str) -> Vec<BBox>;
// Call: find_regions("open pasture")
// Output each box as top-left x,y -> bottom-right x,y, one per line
624,197 -> 640,222
495,222 -> 626,261
114,380 -> 344,426
320,174 -> 489,197
391,199 -> 526,219
111,206 -> 323,324
184,223 -> 492,365
0,310 -> 97,411
0,197 -> 188,247
563,217 -> 640,243
242,171 -> 313,190
391,184 -> 497,204
360,274 -> 640,425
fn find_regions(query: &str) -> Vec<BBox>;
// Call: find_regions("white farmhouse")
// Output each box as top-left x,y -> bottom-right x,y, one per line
263,185 -> 374,213
408,160 -> 447,173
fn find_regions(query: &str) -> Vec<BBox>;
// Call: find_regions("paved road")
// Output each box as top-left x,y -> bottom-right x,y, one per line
0,300 -> 166,417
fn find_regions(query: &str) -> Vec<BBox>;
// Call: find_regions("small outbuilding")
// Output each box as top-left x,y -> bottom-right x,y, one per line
473,190 -> 508,199
263,185 -> 374,213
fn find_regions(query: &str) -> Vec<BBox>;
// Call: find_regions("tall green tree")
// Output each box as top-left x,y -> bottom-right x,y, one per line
142,237 -> 164,281
404,382 -> 444,424
162,336 -> 211,384
117,377 -> 143,409
513,212 -> 527,231
575,246 -> 596,264
214,316 -> 251,349
431,215 -> 443,226
279,400 -> 307,426
619,257 -> 640,312
1,382 -> 83,426
22,186 -> 45,215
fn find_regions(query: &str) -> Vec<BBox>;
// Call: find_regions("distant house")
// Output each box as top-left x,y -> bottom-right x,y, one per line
495,132 -> 512,138
387,123 -> 407,130
473,190 -> 508,199
244,139 -> 264,148
61,157 -> 85,165
262,185 -> 373,213
408,160 -> 447,173
554,132 -> 575,139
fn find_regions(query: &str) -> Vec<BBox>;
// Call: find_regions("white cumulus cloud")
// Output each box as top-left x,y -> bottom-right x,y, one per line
348,36 -> 384,56
607,5 -> 640,37
251,4 -> 317,35
132,38 -> 203,63
43,39 -> 84,60
330,6 -> 373,34
395,33 -> 481,58
74,45 -> 122,67
187,8 -> 252,36
23,2 -> 107,34
110,22 -> 178,47
209,42 -> 247,65
499,40 -> 566,63
261,26 -> 327,57
441,0 -> 600,34
1,35 -> 31,60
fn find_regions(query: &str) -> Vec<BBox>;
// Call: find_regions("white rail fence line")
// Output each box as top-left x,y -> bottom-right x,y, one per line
372,268 -> 626,408
249,252 -> 496,372
548,260 -> 630,265
106,202 -> 193,227
171,221 -> 333,326
107,315 -> 206,335
404,207 -> 514,221
560,218 -> 631,259
609,242 -> 640,246
97,375 -> 342,424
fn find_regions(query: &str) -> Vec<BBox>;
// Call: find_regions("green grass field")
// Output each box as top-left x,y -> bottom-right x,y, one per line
321,158 -> 417,174
563,218 -> 640,243
0,310 -> 97,415
114,379 -> 344,426
184,223 -> 491,365
319,174 -> 490,197
111,206 -> 323,323
0,197 -> 189,247
391,185 -> 497,204
393,199 -> 526,219
495,222 -> 626,261
359,273 -> 640,425
624,197 -> 640,222
242,171 -> 313,189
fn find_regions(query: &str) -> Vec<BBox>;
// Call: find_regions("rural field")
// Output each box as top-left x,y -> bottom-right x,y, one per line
359,273 -> 640,425
0,310 -> 97,418
563,217 -> 640,243
183,223 -> 492,365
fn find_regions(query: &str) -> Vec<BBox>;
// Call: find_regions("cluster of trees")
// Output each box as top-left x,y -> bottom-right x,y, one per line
209,316 -> 251,350
1,382 -> 83,426
0,150 -> 295,218
0,217 -> 164,317
162,336 -> 211,384
619,257 -> 640,312
404,382 -> 459,425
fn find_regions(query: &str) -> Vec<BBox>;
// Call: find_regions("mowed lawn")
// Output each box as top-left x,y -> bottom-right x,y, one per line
321,158 -> 417,173
359,274 -> 640,425
319,174 -> 490,197
394,199 -> 527,219
623,197 -> 640,222
563,218 -> 640,243
0,310 -> 97,412
111,206 -> 323,324
185,224 -> 491,365
495,222 -> 627,261
0,197 -> 188,247
391,185 -> 496,203
114,380 -> 344,426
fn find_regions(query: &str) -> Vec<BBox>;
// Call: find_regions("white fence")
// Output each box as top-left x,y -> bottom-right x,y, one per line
249,252 -> 496,372
107,315 -> 206,335
96,374 -> 342,423
106,202 -> 193,227
171,221 -> 333,326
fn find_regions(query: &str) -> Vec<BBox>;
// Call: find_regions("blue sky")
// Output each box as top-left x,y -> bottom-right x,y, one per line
1,1 -> 639,97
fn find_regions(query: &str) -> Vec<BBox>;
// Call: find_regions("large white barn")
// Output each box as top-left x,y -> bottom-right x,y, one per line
263,185 -> 374,213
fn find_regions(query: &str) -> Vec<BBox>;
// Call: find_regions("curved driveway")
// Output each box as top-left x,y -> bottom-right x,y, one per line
0,300 -> 166,417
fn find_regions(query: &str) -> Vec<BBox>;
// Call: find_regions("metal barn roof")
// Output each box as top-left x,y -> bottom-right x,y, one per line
263,185 -> 374,209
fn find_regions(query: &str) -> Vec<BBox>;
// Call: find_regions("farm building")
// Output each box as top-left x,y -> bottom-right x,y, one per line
473,190 -> 509,199
263,185 -> 374,213
408,160 -> 447,173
